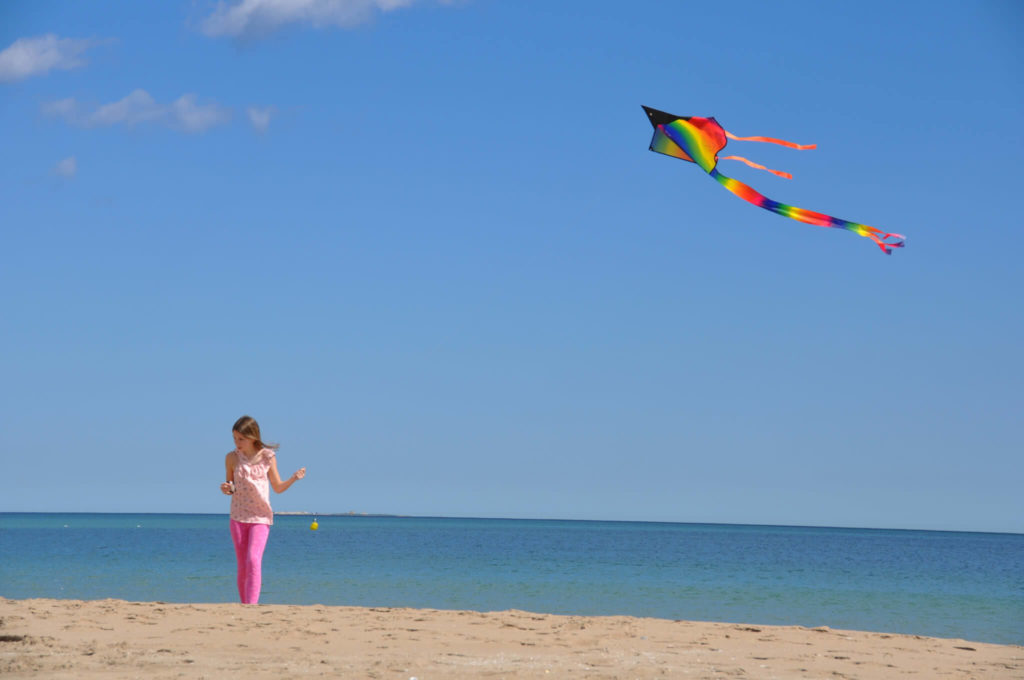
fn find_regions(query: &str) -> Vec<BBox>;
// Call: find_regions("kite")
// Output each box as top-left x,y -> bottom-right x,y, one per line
642,105 -> 904,254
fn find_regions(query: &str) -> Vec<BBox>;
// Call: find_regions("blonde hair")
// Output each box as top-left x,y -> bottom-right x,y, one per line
232,415 -> 279,452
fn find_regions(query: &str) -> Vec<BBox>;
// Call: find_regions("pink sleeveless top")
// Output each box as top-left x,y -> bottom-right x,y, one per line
230,448 -> 275,525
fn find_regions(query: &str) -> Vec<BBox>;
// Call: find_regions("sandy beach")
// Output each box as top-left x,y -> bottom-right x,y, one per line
1,597 -> 1020,679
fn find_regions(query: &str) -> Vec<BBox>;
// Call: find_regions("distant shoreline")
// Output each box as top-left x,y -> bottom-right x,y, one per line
1,511 -> 1021,535
274,511 -> 404,518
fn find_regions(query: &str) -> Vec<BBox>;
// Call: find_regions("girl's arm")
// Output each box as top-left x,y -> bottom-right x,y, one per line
220,452 -> 237,495
268,457 -> 306,494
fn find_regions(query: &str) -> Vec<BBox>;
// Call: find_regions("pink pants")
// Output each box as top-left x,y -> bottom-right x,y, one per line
230,520 -> 270,604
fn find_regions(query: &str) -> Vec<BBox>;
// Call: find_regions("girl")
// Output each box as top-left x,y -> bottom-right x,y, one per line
219,415 -> 306,604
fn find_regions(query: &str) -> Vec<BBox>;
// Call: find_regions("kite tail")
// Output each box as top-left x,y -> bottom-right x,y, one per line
721,155 -> 793,179
722,129 -> 814,179
708,168 -> 905,254
725,130 -> 817,150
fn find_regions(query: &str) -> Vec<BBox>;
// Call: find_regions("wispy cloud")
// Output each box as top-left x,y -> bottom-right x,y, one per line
200,0 -> 445,39
172,94 -> 233,132
0,34 -> 104,83
43,89 -> 232,133
246,106 -> 276,133
89,89 -> 164,126
52,156 -> 78,178
41,97 -> 79,119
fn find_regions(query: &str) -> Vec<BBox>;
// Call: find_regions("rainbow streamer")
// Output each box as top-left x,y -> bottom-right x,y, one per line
643,106 -> 905,254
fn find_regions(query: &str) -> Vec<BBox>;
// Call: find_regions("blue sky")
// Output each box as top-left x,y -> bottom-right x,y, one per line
1,1 -> 1021,533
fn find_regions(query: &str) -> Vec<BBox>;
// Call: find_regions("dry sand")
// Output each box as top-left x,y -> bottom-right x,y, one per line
1,597 -> 1020,679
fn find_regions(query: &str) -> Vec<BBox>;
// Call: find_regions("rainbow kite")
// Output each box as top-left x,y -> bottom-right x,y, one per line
643,106 -> 905,254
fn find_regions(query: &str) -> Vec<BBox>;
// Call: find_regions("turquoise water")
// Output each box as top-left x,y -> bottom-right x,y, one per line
1,513 -> 1021,645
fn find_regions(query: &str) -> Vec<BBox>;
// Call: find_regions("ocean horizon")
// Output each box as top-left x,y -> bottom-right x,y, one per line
10,510 -> 1020,535
2,512 -> 1022,646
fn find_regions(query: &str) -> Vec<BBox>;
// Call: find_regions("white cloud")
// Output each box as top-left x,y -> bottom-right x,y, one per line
171,93 -> 233,132
200,0 -> 428,39
0,34 -> 100,83
246,106 -> 275,133
90,89 -> 164,126
53,156 -> 77,178
43,89 -> 232,133
41,97 -> 79,118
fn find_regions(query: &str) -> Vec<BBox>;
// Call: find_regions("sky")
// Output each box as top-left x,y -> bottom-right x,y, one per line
1,1 -> 1021,533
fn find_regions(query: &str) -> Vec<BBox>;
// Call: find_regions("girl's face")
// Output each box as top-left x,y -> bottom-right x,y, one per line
232,430 -> 258,455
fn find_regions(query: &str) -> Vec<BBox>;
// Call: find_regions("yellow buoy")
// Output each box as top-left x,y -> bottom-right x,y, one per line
310,519 -> 319,531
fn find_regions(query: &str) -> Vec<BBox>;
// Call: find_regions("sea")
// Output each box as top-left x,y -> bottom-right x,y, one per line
1,513 -> 1021,645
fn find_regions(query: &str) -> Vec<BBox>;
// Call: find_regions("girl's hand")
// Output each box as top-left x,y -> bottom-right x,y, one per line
220,481 -> 235,495
292,467 -> 306,481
